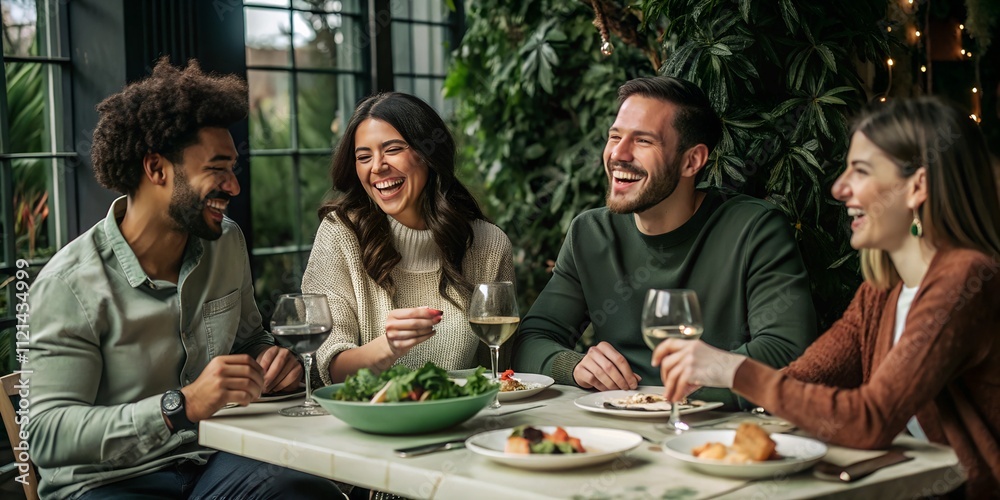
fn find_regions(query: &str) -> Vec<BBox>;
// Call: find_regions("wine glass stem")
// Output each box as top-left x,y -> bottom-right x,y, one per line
303,353 -> 315,407
489,344 -> 500,409
489,345 -> 500,381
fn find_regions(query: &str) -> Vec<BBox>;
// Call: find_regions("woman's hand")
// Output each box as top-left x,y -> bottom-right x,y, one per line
382,307 -> 443,359
651,339 -> 747,402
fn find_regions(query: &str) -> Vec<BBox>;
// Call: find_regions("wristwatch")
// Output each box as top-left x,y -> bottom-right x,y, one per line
161,390 -> 196,432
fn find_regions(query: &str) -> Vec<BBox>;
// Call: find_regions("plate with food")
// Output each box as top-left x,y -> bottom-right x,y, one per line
662,423 -> 827,479
465,425 -> 643,471
497,370 -> 554,402
573,387 -> 723,418
311,363 -> 498,434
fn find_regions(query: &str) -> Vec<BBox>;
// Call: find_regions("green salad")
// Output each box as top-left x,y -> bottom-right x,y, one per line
333,362 -> 495,402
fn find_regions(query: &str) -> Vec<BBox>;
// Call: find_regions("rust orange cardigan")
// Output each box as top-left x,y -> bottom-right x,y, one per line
733,248 -> 1000,498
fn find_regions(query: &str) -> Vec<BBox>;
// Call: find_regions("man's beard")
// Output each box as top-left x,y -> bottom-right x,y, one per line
168,168 -> 227,241
605,157 -> 681,214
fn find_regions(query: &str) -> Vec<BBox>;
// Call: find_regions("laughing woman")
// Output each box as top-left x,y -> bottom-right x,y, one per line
653,97 -> 1000,497
303,92 -> 514,385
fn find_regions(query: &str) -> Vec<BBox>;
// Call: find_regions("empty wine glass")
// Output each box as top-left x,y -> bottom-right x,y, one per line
641,289 -> 704,434
468,281 -> 519,409
270,293 -> 333,417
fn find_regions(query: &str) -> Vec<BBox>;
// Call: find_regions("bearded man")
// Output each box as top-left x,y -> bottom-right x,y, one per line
25,58 -> 342,499
513,76 -> 818,410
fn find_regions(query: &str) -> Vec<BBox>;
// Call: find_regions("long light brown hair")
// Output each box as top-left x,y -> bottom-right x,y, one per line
853,97 -> 1000,289
318,92 -> 485,307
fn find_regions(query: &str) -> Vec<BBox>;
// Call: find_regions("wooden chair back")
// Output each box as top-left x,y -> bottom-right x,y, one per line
0,373 -> 39,500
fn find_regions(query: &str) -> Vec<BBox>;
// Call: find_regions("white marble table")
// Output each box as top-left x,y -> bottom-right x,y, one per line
199,385 -> 963,499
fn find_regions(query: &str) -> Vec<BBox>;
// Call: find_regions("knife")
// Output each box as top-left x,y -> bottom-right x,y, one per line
814,451 -> 913,482
394,439 -> 466,458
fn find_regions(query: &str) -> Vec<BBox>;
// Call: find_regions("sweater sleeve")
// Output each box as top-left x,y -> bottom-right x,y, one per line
731,209 -> 818,368
512,219 -> 588,385
781,284 -> 872,387
732,252 -> 994,449
302,216 -> 363,385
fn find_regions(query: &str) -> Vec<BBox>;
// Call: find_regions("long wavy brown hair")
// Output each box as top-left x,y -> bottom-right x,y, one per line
319,92 -> 486,308
854,97 -> 1000,289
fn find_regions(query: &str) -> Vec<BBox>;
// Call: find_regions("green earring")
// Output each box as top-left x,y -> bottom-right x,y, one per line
910,210 -> 923,238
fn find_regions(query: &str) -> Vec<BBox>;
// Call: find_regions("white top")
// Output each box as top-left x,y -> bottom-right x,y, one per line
894,284 -> 929,442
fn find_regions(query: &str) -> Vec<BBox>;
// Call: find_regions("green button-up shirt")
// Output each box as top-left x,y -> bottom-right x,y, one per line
25,197 -> 274,499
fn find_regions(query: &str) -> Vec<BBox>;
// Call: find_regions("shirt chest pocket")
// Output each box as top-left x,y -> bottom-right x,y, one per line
203,289 -> 241,358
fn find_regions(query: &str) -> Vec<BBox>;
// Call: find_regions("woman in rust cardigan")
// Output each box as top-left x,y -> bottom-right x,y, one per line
653,97 -> 1000,498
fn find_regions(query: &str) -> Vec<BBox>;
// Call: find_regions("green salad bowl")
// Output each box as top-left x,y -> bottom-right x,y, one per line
312,384 -> 500,435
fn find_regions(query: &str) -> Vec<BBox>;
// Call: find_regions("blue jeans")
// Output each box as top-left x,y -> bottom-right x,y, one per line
76,452 -> 343,499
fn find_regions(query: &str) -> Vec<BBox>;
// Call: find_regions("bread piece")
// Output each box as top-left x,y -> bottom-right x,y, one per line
732,423 -> 776,461
692,442 -> 727,460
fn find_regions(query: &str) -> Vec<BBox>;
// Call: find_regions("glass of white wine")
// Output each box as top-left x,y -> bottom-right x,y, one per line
641,288 -> 704,433
468,281 -> 519,409
270,293 -> 333,417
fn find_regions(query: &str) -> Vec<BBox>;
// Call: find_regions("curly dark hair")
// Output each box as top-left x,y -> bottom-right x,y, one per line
319,92 -> 486,309
91,57 -> 248,194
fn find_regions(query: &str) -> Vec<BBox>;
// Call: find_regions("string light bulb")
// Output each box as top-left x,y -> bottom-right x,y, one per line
967,52 -> 973,58
970,114 -> 980,123
915,30 -> 921,37
972,87 -> 978,93
920,65 -> 927,72
961,49 -> 966,55
960,24 -> 965,30
908,0 -> 913,4
880,97 -> 887,102
887,58 -> 894,66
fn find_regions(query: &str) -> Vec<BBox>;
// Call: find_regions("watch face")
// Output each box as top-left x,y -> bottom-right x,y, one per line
163,392 -> 182,411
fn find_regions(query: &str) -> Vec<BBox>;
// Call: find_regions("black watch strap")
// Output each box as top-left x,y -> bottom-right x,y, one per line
161,390 -> 197,432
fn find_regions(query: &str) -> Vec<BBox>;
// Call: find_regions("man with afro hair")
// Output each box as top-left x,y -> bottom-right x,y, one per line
25,58 -> 343,499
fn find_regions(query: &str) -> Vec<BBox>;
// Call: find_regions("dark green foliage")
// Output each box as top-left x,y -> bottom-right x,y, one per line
640,0 -> 889,327
445,0 -> 651,309
449,0 -> 890,329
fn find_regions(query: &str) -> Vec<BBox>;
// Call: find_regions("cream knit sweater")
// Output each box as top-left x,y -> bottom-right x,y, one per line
303,213 -> 515,385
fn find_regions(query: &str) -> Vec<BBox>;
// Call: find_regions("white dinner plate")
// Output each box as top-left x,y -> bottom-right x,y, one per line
662,430 -> 827,479
465,426 -> 643,471
498,373 -> 555,402
573,387 -> 723,418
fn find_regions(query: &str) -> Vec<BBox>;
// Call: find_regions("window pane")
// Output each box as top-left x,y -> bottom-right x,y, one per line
296,72 -> 345,150
391,22 -> 412,74
12,157 -> 57,260
292,0 -> 359,13
250,155 -> 296,248
245,0 -> 289,8
248,70 -> 292,150
252,252 -> 304,321
300,154 -> 332,243
412,23 -> 430,74
402,1 -> 448,23
5,61 -> 63,154
245,7 -> 291,67
293,12 -> 362,71
2,0 -> 36,57
394,77 -> 413,94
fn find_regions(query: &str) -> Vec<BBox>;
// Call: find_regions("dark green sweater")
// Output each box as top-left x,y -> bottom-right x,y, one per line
513,190 -> 818,409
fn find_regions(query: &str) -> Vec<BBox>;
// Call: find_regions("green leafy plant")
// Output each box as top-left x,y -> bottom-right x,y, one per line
449,0 -> 890,328
445,0 -> 650,309
635,0 -> 888,327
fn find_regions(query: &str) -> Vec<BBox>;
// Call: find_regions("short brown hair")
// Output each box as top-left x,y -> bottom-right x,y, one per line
91,57 -> 248,194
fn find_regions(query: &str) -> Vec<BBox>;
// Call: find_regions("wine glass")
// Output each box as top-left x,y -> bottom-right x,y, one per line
270,293 -> 333,417
641,289 -> 704,434
468,281 -> 519,409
